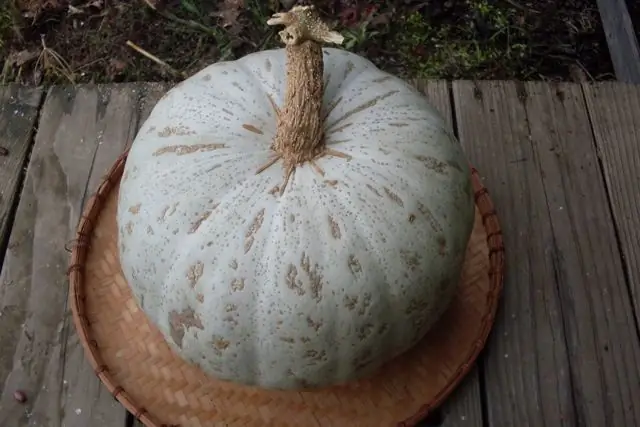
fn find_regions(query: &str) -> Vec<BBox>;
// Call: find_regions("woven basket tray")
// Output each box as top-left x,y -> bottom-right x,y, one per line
67,152 -> 504,427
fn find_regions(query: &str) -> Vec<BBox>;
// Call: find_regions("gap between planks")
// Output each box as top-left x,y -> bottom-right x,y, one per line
581,82 -> 640,336
0,86 -> 43,274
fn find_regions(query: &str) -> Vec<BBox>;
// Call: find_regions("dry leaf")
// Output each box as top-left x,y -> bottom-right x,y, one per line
338,7 -> 358,27
110,58 -> 127,72
107,58 -> 128,78
213,0 -> 244,30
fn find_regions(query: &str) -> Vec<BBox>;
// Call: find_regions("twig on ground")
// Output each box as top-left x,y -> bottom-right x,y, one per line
141,0 -> 158,10
126,40 -> 187,78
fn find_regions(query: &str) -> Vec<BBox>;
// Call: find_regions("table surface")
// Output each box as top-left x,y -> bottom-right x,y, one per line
0,80 -> 639,427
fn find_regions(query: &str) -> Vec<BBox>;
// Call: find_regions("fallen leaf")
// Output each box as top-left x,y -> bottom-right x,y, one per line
212,0 -> 244,31
109,58 -> 127,73
106,58 -> 128,80
338,7 -> 358,27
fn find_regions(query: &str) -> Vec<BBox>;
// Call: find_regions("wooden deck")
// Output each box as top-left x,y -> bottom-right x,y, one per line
0,80 -> 639,427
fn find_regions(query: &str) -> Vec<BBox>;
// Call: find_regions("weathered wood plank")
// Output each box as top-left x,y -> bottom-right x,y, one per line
523,81 -> 640,426
0,86 -> 42,265
0,85 -> 138,426
438,369 -> 484,427
58,83 -> 149,427
59,82 -> 171,427
594,0 -> 640,83
452,81 -> 575,426
414,79 -> 485,427
582,82 -> 640,327
453,80 -> 640,426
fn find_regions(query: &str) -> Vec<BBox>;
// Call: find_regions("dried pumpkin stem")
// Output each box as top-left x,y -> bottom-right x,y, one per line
258,5 -> 345,194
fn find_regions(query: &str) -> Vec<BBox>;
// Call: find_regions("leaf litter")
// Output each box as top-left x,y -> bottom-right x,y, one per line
0,0 -> 615,85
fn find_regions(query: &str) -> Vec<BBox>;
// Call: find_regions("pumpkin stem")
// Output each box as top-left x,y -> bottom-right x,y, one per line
258,5 -> 345,193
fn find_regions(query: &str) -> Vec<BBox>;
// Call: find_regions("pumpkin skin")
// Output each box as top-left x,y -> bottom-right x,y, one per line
116,47 -> 475,390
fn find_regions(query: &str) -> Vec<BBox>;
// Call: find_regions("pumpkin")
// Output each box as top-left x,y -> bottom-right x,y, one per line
116,5 -> 475,390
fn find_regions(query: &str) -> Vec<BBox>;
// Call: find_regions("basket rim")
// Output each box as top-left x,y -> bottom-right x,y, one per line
67,151 -> 505,427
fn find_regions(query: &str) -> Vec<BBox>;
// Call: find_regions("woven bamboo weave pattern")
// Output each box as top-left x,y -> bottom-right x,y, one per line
68,153 -> 505,427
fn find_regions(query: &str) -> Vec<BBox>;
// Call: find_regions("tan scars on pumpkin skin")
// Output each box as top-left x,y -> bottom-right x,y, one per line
115,4 -> 475,390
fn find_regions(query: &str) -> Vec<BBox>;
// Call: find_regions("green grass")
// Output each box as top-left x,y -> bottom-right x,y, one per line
394,2 -> 532,79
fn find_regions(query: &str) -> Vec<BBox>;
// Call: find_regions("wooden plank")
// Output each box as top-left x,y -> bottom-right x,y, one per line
582,82 -> 640,327
439,368 -> 484,427
453,80 -> 640,426
452,81 -> 575,426
414,79 -> 485,427
60,82 -> 170,427
58,83 -> 148,427
595,0 -> 640,83
0,85 -> 42,264
523,81 -> 640,426
0,84 -> 142,427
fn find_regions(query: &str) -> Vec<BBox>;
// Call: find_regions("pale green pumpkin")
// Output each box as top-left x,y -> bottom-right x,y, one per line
116,5 -> 474,390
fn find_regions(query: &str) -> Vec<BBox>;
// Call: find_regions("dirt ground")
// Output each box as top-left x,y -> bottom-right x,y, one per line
0,0 -> 616,85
